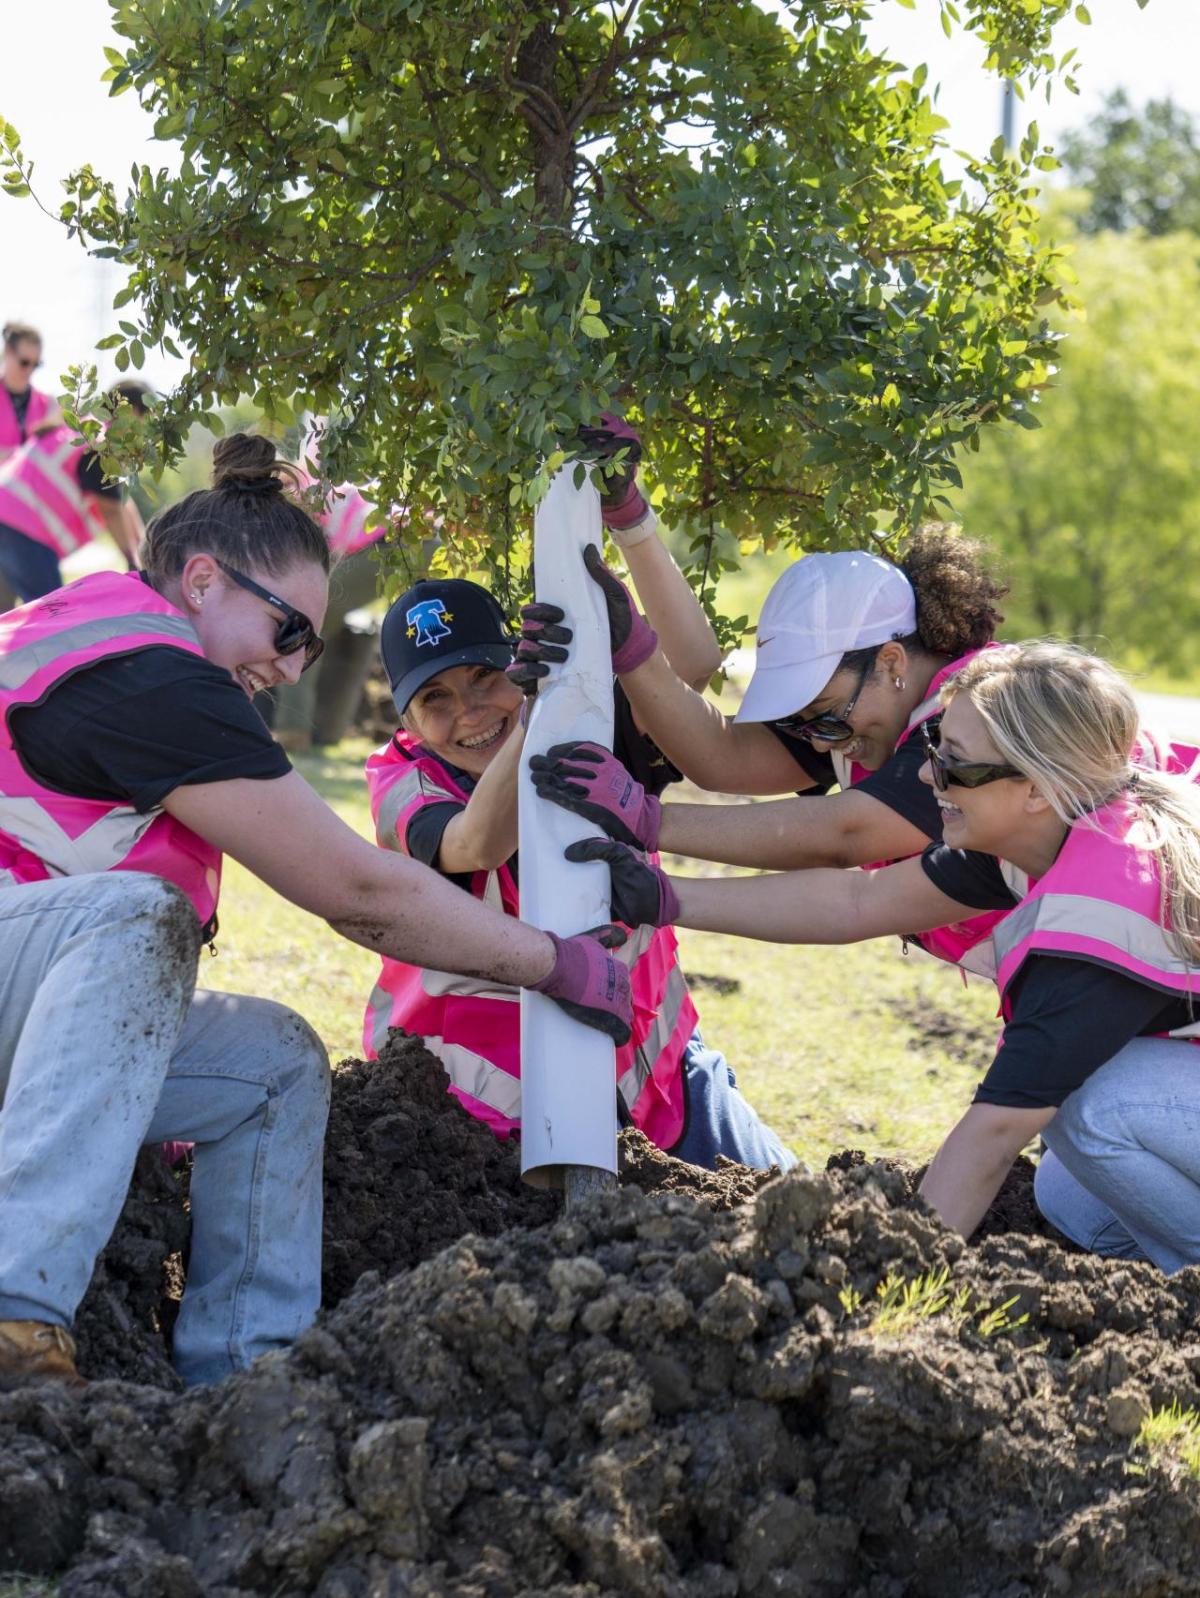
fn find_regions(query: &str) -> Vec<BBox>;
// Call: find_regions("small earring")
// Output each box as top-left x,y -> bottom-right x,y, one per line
192,593 -> 203,606
894,676 -> 905,691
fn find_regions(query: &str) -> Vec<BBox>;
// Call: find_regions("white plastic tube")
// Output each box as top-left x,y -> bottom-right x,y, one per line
518,467 -> 617,1187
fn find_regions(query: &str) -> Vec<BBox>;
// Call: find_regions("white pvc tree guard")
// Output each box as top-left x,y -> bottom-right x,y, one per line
518,466 -> 618,1191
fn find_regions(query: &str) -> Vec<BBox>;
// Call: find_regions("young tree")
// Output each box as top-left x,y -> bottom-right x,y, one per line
952,227 -> 1200,676
3,1 -> 1087,620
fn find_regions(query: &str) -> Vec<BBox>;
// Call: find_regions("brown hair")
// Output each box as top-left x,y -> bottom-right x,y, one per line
3,322 -> 41,351
142,433 -> 330,586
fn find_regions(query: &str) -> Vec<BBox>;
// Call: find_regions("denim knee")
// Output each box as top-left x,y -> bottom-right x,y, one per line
253,1000 -> 331,1110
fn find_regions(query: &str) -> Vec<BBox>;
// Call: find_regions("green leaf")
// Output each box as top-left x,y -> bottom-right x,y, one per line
579,315 -> 609,340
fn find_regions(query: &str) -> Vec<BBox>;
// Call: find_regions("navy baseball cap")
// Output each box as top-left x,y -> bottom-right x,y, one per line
381,578 -> 516,714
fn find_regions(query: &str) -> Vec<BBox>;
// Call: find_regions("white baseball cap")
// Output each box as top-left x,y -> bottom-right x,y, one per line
734,551 -> 918,724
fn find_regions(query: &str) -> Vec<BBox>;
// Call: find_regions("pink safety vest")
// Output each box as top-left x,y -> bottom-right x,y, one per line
321,483 -> 383,558
832,648 -> 1010,978
362,731 -> 695,1146
0,570 -> 222,936
0,386 -> 53,459
0,426 -> 105,556
994,735 -> 1200,1015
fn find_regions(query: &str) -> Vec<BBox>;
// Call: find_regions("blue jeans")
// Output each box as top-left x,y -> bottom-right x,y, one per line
0,522 -> 62,601
1036,1035 -> 1200,1274
668,1031 -> 797,1173
0,872 -> 330,1384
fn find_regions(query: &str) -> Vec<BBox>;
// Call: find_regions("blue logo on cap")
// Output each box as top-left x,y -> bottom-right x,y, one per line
406,597 -> 454,648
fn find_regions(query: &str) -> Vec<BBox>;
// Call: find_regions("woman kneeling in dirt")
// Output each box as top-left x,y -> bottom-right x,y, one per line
522,523 -> 1013,982
0,434 -> 632,1393
564,641 -> 1200,1271
362,418 -> 793,1172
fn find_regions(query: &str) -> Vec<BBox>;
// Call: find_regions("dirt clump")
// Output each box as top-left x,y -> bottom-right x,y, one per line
7,1123 -> 1200,1596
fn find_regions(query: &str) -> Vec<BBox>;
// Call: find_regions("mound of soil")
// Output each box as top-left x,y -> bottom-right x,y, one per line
12,1036 -> 1200,1595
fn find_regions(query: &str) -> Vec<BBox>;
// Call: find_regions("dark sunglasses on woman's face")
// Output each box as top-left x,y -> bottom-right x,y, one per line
920,720 -> 1024,792
215,560 -> 325,670
773,651 -> 877,746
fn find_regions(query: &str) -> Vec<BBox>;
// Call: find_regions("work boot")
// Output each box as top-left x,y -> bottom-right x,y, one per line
0,1320 -> 86,1391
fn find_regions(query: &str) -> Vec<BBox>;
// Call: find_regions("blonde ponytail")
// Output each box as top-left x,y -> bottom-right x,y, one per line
943,641 -> 1200,966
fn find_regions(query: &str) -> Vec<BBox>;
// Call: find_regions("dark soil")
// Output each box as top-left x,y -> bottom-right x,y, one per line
10,1035 -> 1200,1597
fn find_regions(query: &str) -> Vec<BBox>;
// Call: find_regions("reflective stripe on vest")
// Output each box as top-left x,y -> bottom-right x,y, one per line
0,610 -> 200,693
616,958 -> 690,1112
992,788 -> 1200,1005
0,571 -> 222,930
0,430 -> 96,556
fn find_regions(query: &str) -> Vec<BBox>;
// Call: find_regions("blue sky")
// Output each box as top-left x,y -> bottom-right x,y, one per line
2,0 -> 1196,394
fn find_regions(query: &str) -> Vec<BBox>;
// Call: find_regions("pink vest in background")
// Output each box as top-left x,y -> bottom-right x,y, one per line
320,483 -> 383,558
833,647 -> 1010,979
363,731 -> 695,1147
0,426 -> 104,556
0,386 -> 53,459
0,571 -> 222,936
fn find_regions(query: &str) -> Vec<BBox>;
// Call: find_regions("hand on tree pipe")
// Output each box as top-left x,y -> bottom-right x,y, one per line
528,925 -> 633,1044
583,544 -> 658,675
506,602 -> 572,696
529,740 -> 662,851
576,412 -> 654,542
564,837 -> 680,930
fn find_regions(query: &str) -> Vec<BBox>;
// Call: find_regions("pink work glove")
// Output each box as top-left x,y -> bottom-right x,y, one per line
583,544 -> 657,674
506,602 -> 571,696
528,926 -> 633,1044
577,412 -> 651,534
528,740 -> 662,851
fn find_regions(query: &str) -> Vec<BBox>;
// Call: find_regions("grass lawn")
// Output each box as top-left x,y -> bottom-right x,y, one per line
200,738 -> 1001,1171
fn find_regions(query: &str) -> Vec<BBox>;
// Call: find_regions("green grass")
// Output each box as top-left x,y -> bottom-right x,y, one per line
1131,1403 -> 1200,1479
202,740 -> 1001,1167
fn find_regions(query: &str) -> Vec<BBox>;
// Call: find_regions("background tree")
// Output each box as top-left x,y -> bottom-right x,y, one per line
1060,90 -> 1200,237
2,1 -> 1091,626
952,226 -> 1200,675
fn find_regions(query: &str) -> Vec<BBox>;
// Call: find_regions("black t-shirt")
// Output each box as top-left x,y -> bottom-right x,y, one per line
76,449 -> 121,500
774,724 -> 943,838
11,644 -> 291,813
405,683 -> 675,880
5,387 -> 31,435
919,842 -> 1198,1110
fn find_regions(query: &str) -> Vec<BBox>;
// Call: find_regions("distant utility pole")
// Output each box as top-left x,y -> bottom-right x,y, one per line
1001,79 -> 1016,149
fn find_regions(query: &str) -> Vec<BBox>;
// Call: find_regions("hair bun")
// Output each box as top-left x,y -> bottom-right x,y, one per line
212,432 -> 289,495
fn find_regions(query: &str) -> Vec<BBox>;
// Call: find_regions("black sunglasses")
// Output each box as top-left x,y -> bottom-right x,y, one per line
921,720 -> 1024,791
216,560 -> 325,671
773,650 -> 877,745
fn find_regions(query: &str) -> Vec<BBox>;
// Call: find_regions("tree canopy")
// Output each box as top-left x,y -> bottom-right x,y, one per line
953,226 -> 1200,676
1060,90 -> 1200,238
1,0 -> 1090,616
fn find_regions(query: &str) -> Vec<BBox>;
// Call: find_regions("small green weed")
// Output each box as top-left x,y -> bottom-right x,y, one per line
1130,1402 -> 1200,1479
839,1265 -> 1029,1340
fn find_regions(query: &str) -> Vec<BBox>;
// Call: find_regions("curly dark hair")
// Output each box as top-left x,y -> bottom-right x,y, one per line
837,524 -> 1007,674
142,433 -> 330,586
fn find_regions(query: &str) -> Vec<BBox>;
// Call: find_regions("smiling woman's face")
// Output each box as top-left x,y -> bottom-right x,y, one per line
918,694 -> 1036,854
794,652 -> 913,772
403,662 -> 524,776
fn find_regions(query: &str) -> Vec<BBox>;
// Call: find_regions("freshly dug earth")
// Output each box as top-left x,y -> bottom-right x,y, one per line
7,1038 -> 1200,1596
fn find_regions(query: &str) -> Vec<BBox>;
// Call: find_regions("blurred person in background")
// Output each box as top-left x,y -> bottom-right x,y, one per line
0,381 -> 149,602
0,322 -> 52,465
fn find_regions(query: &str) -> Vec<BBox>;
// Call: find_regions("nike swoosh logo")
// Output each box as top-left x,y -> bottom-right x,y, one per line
757,635 -> 775,648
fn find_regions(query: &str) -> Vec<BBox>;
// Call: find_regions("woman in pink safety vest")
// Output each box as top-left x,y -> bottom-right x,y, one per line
573,641 -> 1200,1272
0,431 -> 632,1394
0,382 -> 149,602
0,322 -> 53,463
364,420 -> 794,1171
525,524 -> 1013,979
